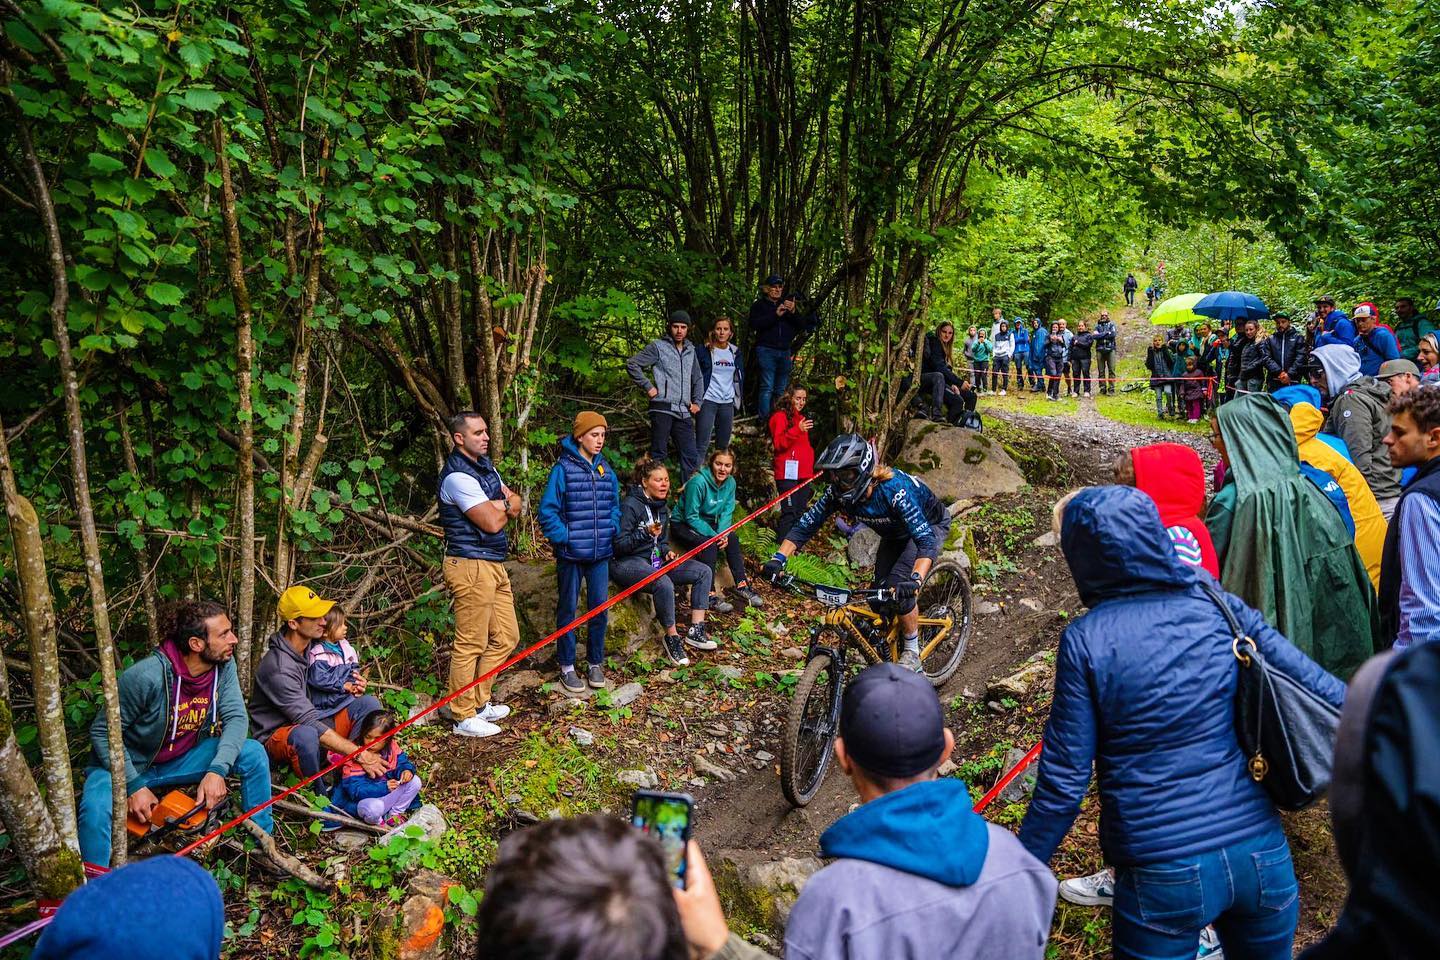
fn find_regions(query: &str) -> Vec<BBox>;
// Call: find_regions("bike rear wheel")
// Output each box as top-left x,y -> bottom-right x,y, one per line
918,559 -> 973,686
781,649 -> 842,806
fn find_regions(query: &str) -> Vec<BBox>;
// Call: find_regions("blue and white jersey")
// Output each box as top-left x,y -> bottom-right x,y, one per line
788,469 -> 948,558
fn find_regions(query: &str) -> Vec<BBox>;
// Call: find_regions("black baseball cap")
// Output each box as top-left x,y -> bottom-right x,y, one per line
839,663 -> 947,778
765,273 -> 785,287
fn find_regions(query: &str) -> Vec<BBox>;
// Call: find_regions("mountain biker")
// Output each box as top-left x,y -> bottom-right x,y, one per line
762,434 -> 950,672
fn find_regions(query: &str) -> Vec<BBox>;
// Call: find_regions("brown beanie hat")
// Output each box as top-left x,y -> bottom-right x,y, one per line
573,411 -> 608,439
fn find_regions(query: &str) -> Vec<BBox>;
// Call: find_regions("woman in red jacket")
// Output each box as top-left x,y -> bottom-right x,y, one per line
769,384 -> 815,542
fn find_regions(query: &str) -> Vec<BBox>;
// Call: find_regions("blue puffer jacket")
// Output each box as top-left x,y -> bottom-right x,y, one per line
437,448 -> 508,560
1018,486 -> 1347,868
537,435 -> 621,563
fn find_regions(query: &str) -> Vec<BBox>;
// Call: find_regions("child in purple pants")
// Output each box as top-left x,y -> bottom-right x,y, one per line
327,711 -> 422,826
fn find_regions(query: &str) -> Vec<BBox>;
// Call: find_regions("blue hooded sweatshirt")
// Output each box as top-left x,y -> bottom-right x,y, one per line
34,856 -> 223,960
1272,384 -> 1354,462
782,778 -> 1056,960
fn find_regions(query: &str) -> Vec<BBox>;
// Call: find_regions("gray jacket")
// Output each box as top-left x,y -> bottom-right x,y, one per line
249,631 -> 329,742
1325,377 -> 1401,502
626,338 -> 704,419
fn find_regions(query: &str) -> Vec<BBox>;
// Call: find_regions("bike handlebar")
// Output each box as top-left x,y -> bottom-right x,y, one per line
773,573 -> 897,605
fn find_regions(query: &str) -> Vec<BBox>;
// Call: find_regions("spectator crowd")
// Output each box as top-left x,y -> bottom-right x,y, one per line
43,273 -> 1440,960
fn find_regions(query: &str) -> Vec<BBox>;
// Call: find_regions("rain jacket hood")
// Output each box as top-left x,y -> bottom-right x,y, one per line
1287,401 -> 1386,589
1064,486 -> 1196,608
1313,343 -> 1362,397
1206,394 -> 1377,677
1129,444 -> 1221,578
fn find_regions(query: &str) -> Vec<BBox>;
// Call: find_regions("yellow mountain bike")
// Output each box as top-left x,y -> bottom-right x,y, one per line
774,559 -> 972,806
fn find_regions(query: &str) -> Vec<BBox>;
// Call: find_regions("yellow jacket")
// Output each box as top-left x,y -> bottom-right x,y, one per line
1288,403 -> 1386,590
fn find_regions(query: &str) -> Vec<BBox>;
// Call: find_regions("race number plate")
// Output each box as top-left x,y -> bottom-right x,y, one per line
815,586 -> 850,605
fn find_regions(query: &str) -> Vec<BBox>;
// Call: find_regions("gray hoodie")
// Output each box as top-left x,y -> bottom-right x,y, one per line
718,779 -> 1056,960
249,631 -> 333,742
1313,344 -> 1401,502
626,337 -> 704,419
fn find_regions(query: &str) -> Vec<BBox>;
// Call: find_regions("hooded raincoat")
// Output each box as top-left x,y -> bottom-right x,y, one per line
1129,443 -> 1220,578
1285,401 -> 1386,590
1311,344 -> 1402,503
1205,394 -> 1378,678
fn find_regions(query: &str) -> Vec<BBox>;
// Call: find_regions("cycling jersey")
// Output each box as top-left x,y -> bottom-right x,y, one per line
788,470 -> 948,559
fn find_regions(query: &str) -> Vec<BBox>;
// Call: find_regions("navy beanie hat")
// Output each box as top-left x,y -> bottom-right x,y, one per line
839,662 -> 947,778
34,856 -> 224,960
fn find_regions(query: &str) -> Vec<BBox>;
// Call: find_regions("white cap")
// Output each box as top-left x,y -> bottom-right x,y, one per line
1353,305 -> 1374,318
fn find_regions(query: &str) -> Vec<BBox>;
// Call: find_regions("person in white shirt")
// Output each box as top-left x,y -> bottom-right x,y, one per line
695,317 -> 744,457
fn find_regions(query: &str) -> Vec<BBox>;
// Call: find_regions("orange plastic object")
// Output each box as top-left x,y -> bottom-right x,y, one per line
126,790 -> 206,838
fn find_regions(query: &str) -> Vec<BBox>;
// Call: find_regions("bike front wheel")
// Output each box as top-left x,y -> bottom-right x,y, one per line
781,649 -> 842,806
918,559 -> 973,686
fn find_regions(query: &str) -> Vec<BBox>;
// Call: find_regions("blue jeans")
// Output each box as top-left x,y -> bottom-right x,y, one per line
79,737 -> 274,867
556,557 -> 609,667
694,399 -> 735,455
754,346 -> 793,419
1113,824 -> 1299,960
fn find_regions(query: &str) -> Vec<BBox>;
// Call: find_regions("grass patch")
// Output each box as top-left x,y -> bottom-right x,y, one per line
486,732 -> 623,821
1093,351 -> 1208,434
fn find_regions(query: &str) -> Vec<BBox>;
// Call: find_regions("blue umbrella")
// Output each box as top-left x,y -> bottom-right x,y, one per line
1193,291 -> 1269,322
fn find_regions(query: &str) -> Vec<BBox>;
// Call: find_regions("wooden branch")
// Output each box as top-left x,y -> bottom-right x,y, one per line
270,797 -> 387,835
237,819 -> 332,889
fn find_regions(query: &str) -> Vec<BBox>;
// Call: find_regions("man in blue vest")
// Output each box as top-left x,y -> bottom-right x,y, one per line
439,412 -> 521,738
1380,387 -> 1440,650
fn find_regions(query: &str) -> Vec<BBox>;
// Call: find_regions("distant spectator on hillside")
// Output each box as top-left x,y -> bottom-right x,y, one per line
1094,311 -> 1118,395
627,311 -> 705,480
991,318 -> 1015,394
1392,296 -> 1425,357
1068,321 -> 1095,397
748,275 -> 817,418
1354,305 -> 1402,377
677,663 -> 1057,960
971,327 -> 993,393
1313,295 -> 1355,347
1123,272 -> 1138,306
1261,311 -> 1307,391
476,814 -> 688,960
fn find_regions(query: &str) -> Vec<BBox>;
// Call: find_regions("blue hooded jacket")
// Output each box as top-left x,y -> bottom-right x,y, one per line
537,435 -> 621,563
34,856 -> 223,960
1314,310 -> 1356,348
783,778 -> 1056,960
1018,486 -> 1347,868
1272,384 -> 1354,462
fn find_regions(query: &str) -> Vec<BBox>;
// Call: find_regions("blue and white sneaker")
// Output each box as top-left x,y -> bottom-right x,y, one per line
1197,926 -> 1224,959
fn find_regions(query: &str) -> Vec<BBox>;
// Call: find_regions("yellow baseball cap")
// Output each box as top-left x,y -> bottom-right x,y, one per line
278,585 -> 335,621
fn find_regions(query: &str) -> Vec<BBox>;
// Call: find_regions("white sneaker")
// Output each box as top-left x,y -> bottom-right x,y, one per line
452,715 -> 501,738
1197,925 -> 1224,959
1058,867 -> 1115,906
999,389 -> 1007,396
476,702 -> 511,722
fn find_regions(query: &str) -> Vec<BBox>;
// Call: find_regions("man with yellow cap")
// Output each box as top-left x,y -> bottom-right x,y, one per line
250,585 -> 388,781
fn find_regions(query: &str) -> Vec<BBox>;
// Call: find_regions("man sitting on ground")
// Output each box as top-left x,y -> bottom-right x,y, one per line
250,586 -> 388,784
676,662 -> 1058,959
79,600 -> 272,867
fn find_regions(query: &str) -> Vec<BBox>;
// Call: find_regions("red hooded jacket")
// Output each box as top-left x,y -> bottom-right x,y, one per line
1130,443 -> 1221,579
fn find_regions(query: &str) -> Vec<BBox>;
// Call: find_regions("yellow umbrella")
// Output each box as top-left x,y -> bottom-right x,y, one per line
1150,292 -> 1208,326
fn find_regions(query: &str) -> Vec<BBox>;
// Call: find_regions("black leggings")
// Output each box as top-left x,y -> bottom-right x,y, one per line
774,480 -> 813,543
872,521 -> 949,615
671,520 -> 747,586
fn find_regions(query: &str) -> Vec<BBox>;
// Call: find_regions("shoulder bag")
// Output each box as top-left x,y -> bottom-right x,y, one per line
1202,581 -> 1342,811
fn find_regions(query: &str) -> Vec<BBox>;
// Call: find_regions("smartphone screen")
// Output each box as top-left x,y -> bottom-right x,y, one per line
630,790 -> 694,888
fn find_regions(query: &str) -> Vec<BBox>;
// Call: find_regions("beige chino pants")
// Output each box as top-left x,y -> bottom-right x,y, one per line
443,557 -> 520,719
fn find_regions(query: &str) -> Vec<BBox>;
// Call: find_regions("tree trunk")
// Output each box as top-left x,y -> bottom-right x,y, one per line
0,697 -> 83,899
0,416 -> 78,851
15,111 -> 128,866
214,120 -> 258,687
116,405 -> 160,649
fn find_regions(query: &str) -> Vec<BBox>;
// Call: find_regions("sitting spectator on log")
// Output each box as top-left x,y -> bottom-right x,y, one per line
79,600 -> 272,867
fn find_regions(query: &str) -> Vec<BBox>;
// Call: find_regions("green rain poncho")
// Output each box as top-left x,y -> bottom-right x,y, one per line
1206,393 -> 1377,679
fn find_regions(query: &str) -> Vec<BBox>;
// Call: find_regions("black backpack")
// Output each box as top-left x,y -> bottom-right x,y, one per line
958,410 -> 983,431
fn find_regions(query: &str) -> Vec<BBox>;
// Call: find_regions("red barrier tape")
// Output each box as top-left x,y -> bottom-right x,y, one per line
0,476 -> 815,948
972,740 -> 1044,814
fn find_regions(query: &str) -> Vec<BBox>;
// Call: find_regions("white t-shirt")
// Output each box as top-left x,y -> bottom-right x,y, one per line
703,345 -> 739,404
440,471 -> 491,512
